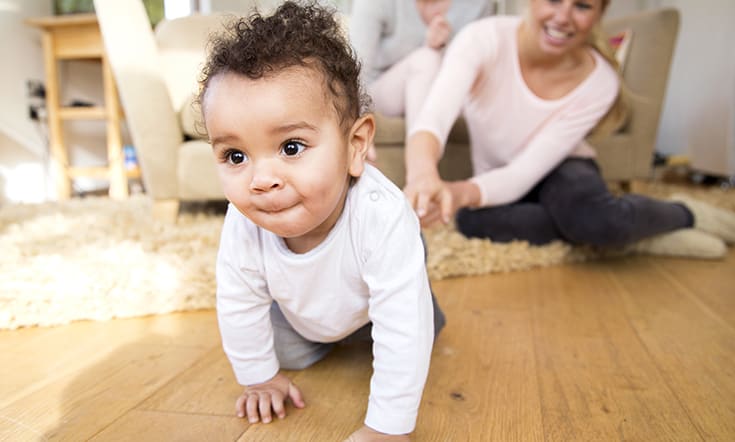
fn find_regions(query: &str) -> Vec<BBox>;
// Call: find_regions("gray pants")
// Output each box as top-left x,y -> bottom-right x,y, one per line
456,158 -> 694,247
271,292 -> 446,370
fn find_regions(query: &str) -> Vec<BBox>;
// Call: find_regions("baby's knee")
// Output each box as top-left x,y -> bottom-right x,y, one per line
406,46 -> 442,74
275,342 -> 333,371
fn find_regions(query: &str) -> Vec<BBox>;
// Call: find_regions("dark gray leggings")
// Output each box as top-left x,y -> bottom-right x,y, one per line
271,292 -> 445,370
456,158 -> 694,247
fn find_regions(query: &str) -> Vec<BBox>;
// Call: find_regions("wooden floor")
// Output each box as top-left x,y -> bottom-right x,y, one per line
2,250 -> 734,441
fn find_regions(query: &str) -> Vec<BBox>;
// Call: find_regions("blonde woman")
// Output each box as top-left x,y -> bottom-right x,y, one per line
403,0 -> 735,256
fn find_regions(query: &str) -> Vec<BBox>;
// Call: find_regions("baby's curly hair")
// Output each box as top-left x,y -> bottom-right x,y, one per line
198,1 -> 369,130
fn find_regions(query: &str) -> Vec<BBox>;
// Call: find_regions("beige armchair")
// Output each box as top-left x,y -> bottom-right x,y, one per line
94,0 -> 231,220
371,8 -> 681,189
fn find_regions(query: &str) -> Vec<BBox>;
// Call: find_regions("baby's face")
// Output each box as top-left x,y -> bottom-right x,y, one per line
204,67 -> 362,252
416,0 -> 451,24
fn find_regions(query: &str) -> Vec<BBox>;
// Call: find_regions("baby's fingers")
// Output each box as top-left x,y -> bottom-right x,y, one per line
258,393 -> 274,423
288,382 -> 305,409
246,393 -> 261,423
271,394 -> 287,419
235,394 -> 247,418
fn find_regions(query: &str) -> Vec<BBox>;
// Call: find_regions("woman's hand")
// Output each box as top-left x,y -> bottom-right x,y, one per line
404,171 -> 453,228
235,372 -> 305,424
344,425 -> 410,441
405,177 -> 482,228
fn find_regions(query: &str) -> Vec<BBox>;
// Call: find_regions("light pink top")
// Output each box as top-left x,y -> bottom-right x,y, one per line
410,16 -> 619,207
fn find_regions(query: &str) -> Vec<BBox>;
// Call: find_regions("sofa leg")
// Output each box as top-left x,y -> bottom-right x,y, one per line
153,199 -> 180,222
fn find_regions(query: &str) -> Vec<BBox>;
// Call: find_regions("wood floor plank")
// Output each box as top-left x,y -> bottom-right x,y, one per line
609,255 -> 735,440
649,251 -> 735,328
138,345 -> 242,415
529,260 -> 702,441
0,313 -> 220,441
0,311 -> 219,409
415,275 -> 544,441
89,409 -> 246,441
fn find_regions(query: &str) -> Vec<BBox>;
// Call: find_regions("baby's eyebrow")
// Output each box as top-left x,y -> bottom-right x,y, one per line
209,135 -> 238,147
270,121 -> 319,135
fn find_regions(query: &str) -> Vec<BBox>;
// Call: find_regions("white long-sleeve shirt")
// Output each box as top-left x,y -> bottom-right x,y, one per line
410,16 -> 619,207
216,165 -> 434,435
349,0 -> 495,84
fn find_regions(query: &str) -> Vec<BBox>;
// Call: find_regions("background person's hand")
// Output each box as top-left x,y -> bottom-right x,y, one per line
404,172 -> 453,227
425,14 -> 451,49
235,372 -> 304,424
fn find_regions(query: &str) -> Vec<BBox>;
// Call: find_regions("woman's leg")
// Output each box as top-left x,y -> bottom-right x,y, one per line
368,46 -> 442,131
538,158 -> 693,247
455,180 -> 564,245
456,203 -> 564,245
456,158 -> 694,247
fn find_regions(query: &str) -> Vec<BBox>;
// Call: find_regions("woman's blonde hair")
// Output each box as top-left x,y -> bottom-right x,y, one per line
586,0 -> 630,139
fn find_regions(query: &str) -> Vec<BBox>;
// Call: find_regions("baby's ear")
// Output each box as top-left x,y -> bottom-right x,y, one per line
347,114 -> 375,178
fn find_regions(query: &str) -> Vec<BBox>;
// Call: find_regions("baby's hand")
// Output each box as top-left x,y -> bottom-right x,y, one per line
344,425 -> 410,441
425,15 -> 451,49
236,372 -> 304,424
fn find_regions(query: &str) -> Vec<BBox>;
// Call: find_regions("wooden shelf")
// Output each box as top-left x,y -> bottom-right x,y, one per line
68,166 -> 113,179
59,106 -> 107,120
26,14 -> 129,200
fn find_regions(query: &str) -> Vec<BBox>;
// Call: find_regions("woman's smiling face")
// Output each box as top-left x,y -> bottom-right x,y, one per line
527,0 -> 605,56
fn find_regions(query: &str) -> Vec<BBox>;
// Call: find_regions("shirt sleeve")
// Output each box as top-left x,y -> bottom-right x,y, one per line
216,205 -> 279,386
409,21 -> 491,152
359,192 -> 435,435
349,0 -> 387,84
471,69 -> 620,207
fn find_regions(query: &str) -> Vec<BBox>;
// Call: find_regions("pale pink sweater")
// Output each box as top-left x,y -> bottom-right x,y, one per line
410,16 -> 619,207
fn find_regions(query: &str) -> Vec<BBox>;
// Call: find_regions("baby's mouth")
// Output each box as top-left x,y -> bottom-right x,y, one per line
257,200 -> 296,214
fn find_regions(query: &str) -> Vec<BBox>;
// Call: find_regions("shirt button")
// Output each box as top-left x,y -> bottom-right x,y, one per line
369,191 -> 379,201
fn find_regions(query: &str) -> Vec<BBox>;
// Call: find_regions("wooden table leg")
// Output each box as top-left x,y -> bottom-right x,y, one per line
102,55 -> 128,199
41,31 -> 71,200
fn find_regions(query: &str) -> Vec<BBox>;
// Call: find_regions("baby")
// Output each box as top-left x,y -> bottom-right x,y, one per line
197,2 -> 445,440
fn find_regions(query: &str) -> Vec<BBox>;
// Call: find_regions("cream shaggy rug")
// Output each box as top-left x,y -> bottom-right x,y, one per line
1,182 -> 733,330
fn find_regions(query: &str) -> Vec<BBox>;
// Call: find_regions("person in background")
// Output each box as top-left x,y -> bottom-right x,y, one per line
349,0 -> 495,161
198,2 -> 444,440
403,0 -> 735,258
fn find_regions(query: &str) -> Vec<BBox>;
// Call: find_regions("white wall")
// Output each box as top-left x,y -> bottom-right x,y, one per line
0,0 -> 50,157
0,0 -> 52,203
656,0 -> 734,176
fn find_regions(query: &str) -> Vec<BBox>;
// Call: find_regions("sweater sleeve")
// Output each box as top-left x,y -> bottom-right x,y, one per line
359,187 -> 434,435
349,0 -> 388,84
471,68 -> 619,207
216,205 -> 279,386
409,21 -> 491,153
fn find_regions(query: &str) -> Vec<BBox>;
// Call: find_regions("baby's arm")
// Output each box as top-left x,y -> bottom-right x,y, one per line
235,371 -> 305,424
356,193 -> 435,435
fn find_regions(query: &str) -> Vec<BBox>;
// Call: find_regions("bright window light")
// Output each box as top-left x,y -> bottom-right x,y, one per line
164,0 -> 192,20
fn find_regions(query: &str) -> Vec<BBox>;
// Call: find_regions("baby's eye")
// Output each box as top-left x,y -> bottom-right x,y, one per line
225,150 -> 247,165
281,141 -> 306,157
